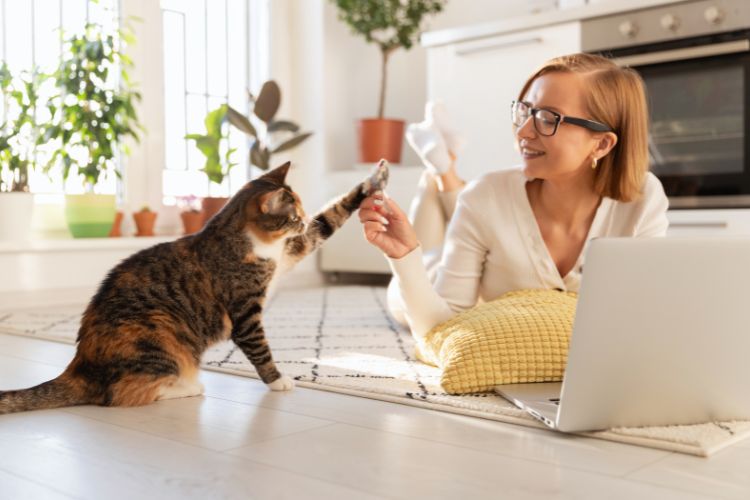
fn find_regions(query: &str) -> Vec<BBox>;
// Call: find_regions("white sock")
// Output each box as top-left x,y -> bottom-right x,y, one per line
427,100 -> 466,156
405,120 -> 452,175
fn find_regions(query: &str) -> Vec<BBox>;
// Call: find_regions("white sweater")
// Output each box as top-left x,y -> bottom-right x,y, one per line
388,167 -> 670,337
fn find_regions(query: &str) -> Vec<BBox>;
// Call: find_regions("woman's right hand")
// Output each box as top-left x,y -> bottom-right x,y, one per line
358,192 -> 419,259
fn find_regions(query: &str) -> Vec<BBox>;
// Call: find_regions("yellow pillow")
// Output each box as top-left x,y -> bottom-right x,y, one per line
416,289 -> 577,394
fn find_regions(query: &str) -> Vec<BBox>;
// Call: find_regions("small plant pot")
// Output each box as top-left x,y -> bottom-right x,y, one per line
201,197 -> 229,226
133,211 -> 157,237
180,210 -> 203,235
108,211 -> 124,237
64,194 -> 116,238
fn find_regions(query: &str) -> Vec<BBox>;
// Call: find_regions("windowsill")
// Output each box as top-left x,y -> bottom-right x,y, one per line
0,236 -> 178,254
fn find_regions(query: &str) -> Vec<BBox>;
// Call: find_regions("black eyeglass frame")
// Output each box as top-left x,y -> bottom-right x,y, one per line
511,100 -> 614,136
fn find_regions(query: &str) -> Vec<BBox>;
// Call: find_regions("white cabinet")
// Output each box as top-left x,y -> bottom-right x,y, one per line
426,22 -> 581,181
318,166 -> 424,274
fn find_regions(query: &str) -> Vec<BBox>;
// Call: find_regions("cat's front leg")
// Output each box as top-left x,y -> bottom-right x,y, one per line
230,305 -> 293,391
284,160 -> 390,262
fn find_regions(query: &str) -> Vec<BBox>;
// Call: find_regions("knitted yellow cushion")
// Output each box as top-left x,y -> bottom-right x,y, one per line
416,289 -> 577,394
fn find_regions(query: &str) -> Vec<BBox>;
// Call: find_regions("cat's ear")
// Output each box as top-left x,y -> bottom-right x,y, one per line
259,188 -> 286,215
261,162 -> 291,185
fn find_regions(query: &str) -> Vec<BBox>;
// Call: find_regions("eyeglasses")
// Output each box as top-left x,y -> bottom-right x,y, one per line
511,100 -> 613,137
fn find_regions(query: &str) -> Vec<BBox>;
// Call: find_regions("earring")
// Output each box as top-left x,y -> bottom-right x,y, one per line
591,157 -> 598,169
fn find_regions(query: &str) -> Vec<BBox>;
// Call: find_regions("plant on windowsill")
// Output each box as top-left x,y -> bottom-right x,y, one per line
177,195 -> 202,235
225,80 -> 312,173
0,63 -> 43,242
41,22 -> 143,238
329,0 -> 446,164
185,104 -> 238,225
133,205 -> 157,237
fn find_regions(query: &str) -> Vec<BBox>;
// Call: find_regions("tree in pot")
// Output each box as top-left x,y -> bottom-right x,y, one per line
41,23 -> 142,238
330,0 -> 446,163
0,63 -> 43,242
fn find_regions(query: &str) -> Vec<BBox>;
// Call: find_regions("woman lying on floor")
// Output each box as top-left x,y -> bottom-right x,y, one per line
357,52 -> 669,340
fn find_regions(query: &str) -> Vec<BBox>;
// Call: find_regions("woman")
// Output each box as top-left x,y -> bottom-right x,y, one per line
358,53 -> 669,339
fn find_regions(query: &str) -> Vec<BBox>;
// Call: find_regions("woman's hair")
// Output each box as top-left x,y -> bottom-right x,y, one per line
517,53 -> 649,202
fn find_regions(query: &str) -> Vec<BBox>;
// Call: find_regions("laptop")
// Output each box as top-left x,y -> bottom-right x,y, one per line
495,237 -> 750,432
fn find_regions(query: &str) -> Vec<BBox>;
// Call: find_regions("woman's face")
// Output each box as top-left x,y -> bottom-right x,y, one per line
515,71 -> 606,184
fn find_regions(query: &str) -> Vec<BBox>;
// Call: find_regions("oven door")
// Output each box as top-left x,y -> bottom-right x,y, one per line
610,33 -> 750,208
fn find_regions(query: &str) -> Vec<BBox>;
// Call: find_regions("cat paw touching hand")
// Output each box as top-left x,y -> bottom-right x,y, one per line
361,159 -> 390,196
267,374 -> 295,391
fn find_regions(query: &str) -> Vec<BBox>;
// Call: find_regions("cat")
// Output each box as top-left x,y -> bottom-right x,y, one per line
0,160 -> 389,414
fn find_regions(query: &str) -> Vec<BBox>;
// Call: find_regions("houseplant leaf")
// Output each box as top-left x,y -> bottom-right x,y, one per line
253,80 -> 281,123
226,105 -> 257,137
271,132 -> 313,154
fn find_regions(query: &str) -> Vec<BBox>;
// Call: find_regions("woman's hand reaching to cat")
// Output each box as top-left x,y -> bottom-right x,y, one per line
359,192 -> 419,260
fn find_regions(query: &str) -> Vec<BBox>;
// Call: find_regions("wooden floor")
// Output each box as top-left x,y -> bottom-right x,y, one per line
1,332 -> 749,499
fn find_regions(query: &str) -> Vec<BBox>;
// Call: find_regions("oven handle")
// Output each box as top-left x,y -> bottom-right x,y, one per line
614,40 -> 750,67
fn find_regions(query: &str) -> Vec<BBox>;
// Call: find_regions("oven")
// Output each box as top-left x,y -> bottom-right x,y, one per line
582,0 -> 750,208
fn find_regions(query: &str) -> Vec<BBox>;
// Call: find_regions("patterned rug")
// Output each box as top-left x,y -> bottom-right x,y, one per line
2,285 -> 749,457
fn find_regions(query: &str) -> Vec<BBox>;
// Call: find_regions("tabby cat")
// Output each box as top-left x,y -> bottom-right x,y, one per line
0,160 -> 389,414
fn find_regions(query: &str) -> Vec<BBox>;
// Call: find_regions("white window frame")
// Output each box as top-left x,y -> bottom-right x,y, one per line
119,0 -> 267,235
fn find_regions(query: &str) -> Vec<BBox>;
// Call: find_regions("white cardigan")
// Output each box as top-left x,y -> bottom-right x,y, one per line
388,167 -> 670,337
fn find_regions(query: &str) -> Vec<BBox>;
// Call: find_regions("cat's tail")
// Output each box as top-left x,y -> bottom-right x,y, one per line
0,373 -> 90,415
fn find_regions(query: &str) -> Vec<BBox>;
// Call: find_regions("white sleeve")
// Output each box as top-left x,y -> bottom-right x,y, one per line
635,174 -> 670,237
387,188 -> 489,337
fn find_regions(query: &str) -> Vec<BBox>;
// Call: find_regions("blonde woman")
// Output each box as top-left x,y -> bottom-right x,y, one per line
358,53 -> 669,339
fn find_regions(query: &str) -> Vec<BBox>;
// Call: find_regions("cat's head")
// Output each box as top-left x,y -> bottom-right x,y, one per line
242,162 -> 307,242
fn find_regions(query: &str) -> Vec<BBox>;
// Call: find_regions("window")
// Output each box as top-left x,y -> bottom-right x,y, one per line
160,0 -> 256,205
0,0 -> 120,197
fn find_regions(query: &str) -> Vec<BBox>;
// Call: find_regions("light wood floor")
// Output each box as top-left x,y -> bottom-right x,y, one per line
1,333 -> 749,499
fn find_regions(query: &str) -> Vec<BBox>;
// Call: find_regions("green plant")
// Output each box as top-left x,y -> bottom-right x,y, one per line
225,80 -> 312,171
185,104 -> 237,185
0,63 -> 43,193
42,22 -> 143,191
331,0 -> 446,118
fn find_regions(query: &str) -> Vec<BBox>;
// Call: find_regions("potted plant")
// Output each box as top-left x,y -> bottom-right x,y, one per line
133,205 -> 156,236
225,80 -> 312,172
185,104 -> 237,224
42,23 -> 142,238
330,0 -> 446,163
187,80 -> 312,226
0,63 -> 42,242
177,195 -> 203,235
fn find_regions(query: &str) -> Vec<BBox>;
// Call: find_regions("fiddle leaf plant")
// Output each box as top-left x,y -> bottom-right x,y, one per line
225,80 -> 312,172
0,62 -> 43,193
41,23 -> 143,192
185,104 -> 237,185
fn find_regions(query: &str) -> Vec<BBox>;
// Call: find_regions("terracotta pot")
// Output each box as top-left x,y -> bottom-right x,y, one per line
357,118 -> 405,164
180,210 -> 203,235
201,197 -> 229,225
133,210 -> 157,237
108,211 -> 123,237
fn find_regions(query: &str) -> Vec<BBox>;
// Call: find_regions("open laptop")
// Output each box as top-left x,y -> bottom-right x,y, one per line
495,237 -> 750,432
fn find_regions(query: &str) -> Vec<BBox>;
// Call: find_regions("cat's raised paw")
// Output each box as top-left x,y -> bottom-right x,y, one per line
362,159 -> 390,195
267,374 -> 295,391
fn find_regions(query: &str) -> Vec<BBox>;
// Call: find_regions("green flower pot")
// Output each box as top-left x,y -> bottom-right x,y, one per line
64,194 -> 117,238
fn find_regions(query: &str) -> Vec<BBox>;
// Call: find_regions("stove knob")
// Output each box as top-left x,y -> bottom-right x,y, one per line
660,13 -> 680,31
619,20 -> 639,38
704,6 -> 725,25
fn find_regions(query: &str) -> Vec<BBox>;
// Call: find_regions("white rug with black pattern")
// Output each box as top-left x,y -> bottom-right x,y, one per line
2,285 -> 749,457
